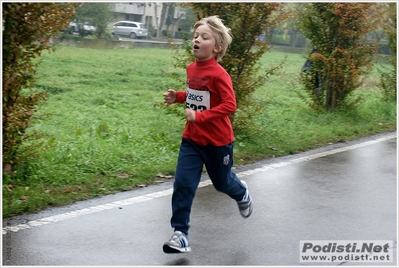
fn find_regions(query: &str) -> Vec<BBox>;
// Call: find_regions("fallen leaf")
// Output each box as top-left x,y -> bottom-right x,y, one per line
157,173 -> 173,179
20,195 -> 29,201
64,189 -> 72,193
25,187 -> 29,191
118,172 -> 130,179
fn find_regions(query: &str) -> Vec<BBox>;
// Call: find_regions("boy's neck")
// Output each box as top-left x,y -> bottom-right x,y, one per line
195,57 -> 216,65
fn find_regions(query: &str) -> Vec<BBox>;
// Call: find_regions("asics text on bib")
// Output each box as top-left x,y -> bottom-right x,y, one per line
186,88 -> 210,112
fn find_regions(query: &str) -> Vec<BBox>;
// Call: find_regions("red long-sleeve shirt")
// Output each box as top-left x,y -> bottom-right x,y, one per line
175,57 -> 236,146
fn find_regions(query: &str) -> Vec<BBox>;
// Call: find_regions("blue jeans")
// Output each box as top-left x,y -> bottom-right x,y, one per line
170,138 -> 246,235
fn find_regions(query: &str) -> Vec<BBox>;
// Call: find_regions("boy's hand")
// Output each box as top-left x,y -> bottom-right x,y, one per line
185,109 -> 196,122
163,89 -> 176,106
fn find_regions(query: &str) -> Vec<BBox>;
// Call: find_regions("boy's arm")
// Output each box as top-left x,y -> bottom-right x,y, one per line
175,91 -> 187,103
195,72 -> 236,123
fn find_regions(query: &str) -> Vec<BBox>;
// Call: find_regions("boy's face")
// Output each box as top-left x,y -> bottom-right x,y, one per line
192,24 -> 221,62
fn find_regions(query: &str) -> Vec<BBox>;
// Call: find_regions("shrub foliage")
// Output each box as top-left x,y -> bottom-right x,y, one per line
296,3 -> 381,111
379,3 -> 397,101
3,3 -> 76,175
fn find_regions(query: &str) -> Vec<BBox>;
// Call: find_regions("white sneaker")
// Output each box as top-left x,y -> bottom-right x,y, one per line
237,181 -> 253,218
163,231 -> 191,253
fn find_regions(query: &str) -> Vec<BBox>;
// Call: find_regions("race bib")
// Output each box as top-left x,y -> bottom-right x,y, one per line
186,87 -> 210,112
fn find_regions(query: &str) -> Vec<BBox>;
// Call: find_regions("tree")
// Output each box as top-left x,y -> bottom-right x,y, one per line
72,3 -> 112,38
296,3 -> 380,111
168,3 -> 287,137
165,4 -> 186,39
277,3 -> 307,48
3,3 -> 76,175
154,2 -> 170,38
175,6 -> 196,37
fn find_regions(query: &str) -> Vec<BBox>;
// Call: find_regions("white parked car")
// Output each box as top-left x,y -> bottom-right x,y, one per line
111,21 -> 148,39
69,21 -> 96,35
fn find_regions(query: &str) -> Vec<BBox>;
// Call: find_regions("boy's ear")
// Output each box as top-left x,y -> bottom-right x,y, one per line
213,45 -> 223,53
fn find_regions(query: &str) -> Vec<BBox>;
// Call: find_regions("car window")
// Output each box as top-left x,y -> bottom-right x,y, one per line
114,22 -> 144,28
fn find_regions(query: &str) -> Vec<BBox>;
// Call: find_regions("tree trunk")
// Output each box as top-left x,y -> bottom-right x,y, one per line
325,72 -> 333,111
289,29 -> 298,48
157,3 -> 169,38
154,2 -> 159,38
171,14 -> 184,39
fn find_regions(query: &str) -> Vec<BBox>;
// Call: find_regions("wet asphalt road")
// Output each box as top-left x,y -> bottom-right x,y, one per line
2,132 -> 397,267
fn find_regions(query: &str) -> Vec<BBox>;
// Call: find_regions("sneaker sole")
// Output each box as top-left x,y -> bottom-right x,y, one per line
163,244 -> 191,253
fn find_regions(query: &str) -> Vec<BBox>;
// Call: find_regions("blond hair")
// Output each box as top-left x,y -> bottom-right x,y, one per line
193,16 -> 232,62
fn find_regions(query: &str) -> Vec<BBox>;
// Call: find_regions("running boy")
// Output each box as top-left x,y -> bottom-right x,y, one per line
162,16 -> 253,254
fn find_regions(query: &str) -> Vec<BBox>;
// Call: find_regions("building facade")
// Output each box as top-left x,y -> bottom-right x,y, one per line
111,2 -> 186,34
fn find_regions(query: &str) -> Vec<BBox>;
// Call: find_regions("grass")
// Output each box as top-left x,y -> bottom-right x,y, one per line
3,46 -> 396,218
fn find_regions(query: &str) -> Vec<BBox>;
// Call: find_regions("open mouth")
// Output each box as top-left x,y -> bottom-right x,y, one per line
193,45 -> 199,49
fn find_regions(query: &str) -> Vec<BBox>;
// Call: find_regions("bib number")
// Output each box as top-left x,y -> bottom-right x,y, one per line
186,88 -> 210,112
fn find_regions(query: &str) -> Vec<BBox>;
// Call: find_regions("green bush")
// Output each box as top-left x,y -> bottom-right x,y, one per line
3,3 -> 76,176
